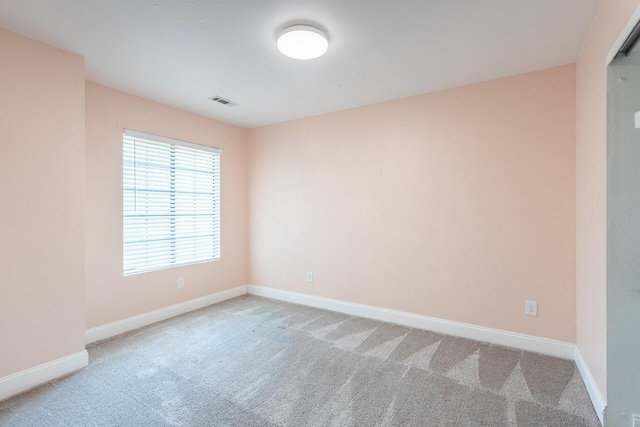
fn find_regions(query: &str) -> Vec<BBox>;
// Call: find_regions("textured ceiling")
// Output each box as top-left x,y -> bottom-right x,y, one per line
0,0 -> 602,128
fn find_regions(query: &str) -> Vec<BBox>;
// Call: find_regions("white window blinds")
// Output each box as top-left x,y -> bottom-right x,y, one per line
123,129 -> 221,275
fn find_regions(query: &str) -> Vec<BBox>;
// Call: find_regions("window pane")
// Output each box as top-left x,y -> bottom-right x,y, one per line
123,130 -> 220,275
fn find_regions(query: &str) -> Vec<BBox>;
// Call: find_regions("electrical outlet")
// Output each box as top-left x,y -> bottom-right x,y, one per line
306,272 -> 313,283
525,300 -> 537,316
177,277 -> 184,289
633,413 -> 640,427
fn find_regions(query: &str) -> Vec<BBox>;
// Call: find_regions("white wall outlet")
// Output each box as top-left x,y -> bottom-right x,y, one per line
525,300 -> 537,316
306,272 -> 313,283
177,277 -> 185,289
633,413 -> 640,427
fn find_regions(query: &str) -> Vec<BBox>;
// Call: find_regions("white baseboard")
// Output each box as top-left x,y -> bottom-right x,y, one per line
247,285 -> 575,359
85,285 -> 248,344
574,347 -> 605,425
0,350 -> 88,402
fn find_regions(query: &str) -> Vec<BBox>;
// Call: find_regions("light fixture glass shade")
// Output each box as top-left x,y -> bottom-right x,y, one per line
277,25 -> 328,60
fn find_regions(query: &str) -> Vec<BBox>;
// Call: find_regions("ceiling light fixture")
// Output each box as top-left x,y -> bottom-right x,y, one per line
277,25 -> 328,60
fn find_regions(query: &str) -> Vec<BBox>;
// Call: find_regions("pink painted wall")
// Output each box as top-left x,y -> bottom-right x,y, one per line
85,82 -> 248,329
248,65 -> 577,343
0,29 -> 86,377
576,0 -> 640,406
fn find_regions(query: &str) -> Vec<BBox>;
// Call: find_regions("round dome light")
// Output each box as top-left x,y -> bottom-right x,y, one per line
277,25 -> 328,60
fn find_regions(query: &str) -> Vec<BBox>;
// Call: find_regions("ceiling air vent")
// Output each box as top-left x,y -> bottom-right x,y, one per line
209,96 -> 237,107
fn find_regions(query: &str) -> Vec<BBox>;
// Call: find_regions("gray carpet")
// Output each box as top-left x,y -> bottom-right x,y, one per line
0,295 -> 600,426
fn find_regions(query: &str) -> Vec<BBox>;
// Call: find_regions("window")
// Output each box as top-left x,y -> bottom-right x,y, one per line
123,129 -> 220,275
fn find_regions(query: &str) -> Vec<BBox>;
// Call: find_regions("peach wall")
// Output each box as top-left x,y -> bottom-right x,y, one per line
248,65 -> 577,343
0,29 -> 86,377
576,0 -> 640,406
85,82 -> 248,329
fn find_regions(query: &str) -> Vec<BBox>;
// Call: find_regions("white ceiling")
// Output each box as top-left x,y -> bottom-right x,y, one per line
0,0 -> 602,129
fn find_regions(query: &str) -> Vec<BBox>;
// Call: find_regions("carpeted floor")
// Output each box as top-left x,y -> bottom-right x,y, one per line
0,295 -> 600,426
